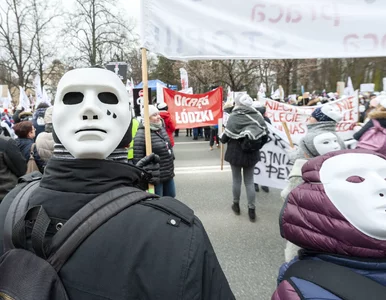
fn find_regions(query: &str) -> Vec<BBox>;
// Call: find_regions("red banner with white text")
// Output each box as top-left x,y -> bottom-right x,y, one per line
163,87 -> 223,129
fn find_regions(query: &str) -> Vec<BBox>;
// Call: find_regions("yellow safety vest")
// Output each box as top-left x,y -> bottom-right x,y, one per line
127,118 -> 140,160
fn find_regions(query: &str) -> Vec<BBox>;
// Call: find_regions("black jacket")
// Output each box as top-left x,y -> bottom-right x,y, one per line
221,134 -> 263,168
133,125 -> 174,183
221,108 -> 268,168
0,158 -> 235,299
16,138 -> 45,173
0,136 -> 26,201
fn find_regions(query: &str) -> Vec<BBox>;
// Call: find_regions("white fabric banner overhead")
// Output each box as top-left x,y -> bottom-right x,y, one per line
140,0 -> 386,60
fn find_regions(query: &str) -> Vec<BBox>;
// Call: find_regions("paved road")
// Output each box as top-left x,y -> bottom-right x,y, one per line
173,132 -> 286,300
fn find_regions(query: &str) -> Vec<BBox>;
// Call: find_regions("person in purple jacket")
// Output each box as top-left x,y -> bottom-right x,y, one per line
272,148 -> 386,300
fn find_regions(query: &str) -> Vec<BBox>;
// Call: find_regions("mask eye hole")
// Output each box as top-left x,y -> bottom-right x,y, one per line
63,92 -> 84,105
98,92 -> 119,105
346,176 -> 365,183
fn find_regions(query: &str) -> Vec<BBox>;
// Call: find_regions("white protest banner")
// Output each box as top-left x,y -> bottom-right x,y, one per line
0,86 -> 12,109
254,123 -> 293,190
180,68 -> 189,90
180,87 -> 193,94
42,87 -> 52,106
156,82 -> 165,104
264,93 -> 359,144
140,0 -> 386,60
33,74 -> 43,108
360,83 -> 375,92
383,78 -> 386,92
19,86 -> 31,111
345,77 -> 355,96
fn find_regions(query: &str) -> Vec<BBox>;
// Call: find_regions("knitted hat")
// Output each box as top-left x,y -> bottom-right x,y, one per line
311,105 -> 342,123
235,93 -> 253,107
142,105 -> 159,118
44,106 -> 53,124
300,122 -> 345,158
157,102 -> 168,111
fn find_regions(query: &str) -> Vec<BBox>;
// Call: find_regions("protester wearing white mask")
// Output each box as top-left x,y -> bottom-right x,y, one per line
0,68 -> 235,299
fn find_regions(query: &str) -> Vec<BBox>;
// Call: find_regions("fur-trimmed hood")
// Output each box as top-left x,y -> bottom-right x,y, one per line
369,108 -> 386,120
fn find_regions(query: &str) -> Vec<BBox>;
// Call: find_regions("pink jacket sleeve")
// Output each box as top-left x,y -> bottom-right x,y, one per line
271,280 -> 301,300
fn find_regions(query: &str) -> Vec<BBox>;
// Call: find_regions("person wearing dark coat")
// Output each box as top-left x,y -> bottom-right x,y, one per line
221,94 -> 268,221
354,103 -> 386,142
134,105 -> 176,197
13,121 -> 45,173
0,68 -> 235,300
0,129 -> 26,202
32,103 -> 50,139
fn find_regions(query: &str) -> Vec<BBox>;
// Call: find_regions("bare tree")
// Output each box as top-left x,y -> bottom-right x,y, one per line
30,0 -> 62,88
0,0 -> 37,88
64,0 -> 137,67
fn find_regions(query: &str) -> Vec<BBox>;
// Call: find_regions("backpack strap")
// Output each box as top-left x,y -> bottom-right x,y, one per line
283,259 -> 386,300
3,180 -> 40,252
44,186 -> 158,272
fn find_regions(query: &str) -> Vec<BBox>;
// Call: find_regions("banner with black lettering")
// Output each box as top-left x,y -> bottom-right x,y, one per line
163,87 -> 223,129
254,123 -> 293,190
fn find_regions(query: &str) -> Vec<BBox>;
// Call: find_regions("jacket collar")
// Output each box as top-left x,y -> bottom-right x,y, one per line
40,158 -> 146,194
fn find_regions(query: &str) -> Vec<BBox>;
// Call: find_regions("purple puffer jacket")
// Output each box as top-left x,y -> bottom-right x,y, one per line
272,149 -> 386,299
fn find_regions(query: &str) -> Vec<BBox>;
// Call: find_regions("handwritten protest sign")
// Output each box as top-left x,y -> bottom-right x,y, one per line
262,94 -> 359,144
163,87 -> 223,129
254,123 -> 293,190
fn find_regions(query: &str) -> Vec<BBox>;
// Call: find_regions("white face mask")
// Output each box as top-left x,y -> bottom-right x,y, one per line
53,68 -> 131,159
313,132 -> 342,156
320,153 -> 386,240
321,105 -> 343,122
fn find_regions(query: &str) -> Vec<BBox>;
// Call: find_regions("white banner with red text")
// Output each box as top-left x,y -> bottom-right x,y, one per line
163,87 -> 223,129
140,0 -> 386,60
262,93 -> 359,144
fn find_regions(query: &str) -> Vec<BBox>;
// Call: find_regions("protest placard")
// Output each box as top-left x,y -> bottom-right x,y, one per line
254,123 -> 293,190
163,87 -> 223,129
263,94 -> 359,144
133,88 -> 152,117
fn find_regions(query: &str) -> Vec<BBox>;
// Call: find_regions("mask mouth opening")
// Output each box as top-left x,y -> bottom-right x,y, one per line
75,128 -> 107,134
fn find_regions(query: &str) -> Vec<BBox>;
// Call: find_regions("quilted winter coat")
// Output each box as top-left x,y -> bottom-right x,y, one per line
272,149 -> 386,300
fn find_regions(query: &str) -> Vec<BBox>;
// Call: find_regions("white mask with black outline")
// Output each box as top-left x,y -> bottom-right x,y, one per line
320,153 -> 386,240
53,68 -> 131,159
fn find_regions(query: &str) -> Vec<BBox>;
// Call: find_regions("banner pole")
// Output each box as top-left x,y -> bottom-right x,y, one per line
141,48 -> 154,194
282,122 -> 294,148
219,118 -> 224,170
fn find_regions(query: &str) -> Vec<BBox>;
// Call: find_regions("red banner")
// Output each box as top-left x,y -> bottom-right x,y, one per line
163,87 -> 223,129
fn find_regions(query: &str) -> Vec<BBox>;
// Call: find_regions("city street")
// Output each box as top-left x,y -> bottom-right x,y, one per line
173,131 -> 286,300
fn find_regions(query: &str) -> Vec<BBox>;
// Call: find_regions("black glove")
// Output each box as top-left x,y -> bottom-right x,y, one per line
136,153 -> 161,185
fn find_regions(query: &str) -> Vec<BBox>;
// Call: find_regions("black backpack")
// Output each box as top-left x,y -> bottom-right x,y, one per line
283,259 -> 386,300
240,136 -> 263,153
0,178 -> 157,300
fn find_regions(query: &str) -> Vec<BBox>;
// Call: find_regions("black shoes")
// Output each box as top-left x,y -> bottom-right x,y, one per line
255,184 -> 269,193
231,203 -> 240,214
254,184 -> 259,192
248,208 -> 256,221
262,186 -> 269,193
